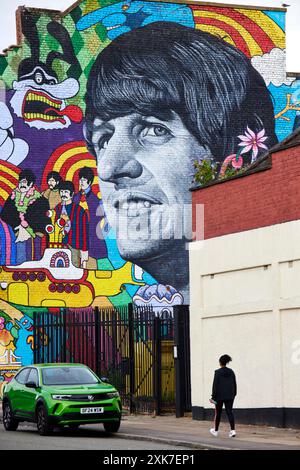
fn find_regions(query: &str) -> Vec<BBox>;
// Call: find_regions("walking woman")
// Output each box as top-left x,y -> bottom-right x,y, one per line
210,354 -> 237,438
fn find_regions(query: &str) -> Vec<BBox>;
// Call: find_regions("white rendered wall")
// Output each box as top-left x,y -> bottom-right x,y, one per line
189,219 -> 300,410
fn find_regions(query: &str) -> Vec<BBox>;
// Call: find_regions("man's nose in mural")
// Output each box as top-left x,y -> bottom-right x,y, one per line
10,10 -> 83,130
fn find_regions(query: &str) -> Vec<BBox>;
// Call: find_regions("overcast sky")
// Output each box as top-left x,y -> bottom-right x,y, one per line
0,0 -> 299,71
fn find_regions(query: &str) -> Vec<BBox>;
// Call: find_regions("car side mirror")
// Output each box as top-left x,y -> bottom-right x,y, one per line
100,377 -> 110,383
26,381 -> 38,389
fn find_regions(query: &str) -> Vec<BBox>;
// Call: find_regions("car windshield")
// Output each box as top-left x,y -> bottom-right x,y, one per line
42,366 -> 99,385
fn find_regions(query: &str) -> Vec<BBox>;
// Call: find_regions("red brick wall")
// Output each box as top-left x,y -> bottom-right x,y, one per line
192,145 -> 300,240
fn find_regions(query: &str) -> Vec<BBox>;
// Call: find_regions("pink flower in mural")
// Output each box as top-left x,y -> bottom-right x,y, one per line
238,127 -> 268,162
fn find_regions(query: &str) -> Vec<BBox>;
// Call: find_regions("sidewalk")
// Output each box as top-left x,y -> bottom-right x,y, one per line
117,414 -> 300,450
1,406 -> 299,450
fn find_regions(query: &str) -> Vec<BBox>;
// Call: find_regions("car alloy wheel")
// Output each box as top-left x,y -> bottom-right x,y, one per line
36,405 -> 53,436
3,402 -> 19,431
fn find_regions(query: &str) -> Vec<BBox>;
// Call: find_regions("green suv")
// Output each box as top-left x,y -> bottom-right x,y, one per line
2,363 -> 122,436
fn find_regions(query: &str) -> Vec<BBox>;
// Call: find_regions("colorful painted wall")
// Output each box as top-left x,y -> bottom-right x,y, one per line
0,0 -> 300,385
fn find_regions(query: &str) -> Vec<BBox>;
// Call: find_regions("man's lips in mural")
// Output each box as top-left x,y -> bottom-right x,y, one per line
22,90 -> 83,124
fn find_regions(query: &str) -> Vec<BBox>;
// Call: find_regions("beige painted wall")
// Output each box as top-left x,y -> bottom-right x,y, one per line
189,219 -> 300,409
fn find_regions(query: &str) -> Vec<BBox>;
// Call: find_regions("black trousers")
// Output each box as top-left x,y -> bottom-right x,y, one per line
214,399 -> 235,431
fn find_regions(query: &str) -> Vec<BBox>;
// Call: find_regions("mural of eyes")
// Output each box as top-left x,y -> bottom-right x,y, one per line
76,1 -> 194,40
141,123 -> 173,144
35,72 -> 43,84
94,121 -> 173,154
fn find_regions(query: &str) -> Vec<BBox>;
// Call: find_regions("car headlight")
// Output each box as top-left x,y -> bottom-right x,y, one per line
106,392 -> 120,398
51,394 -> 72,400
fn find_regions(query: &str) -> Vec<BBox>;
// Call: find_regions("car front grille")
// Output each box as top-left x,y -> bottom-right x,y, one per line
66,393 -> 113,401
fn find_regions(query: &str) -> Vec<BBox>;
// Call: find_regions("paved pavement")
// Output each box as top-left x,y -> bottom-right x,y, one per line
0,406 -> 300,450
118,414 -> 300,450
0,423 -> 195,451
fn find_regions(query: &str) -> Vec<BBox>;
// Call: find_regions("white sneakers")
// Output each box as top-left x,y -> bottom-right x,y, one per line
210,428 -> 236,437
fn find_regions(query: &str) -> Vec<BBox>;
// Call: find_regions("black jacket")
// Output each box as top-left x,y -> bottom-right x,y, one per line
212,367 -> 237,401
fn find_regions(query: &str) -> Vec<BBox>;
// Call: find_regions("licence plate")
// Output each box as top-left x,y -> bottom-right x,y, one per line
80,407 -> 104,414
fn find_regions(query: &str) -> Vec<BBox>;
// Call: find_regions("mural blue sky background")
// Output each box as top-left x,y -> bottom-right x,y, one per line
0,0 -> 299,71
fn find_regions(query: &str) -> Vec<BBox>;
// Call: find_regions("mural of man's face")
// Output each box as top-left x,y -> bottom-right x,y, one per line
48,177 -> 59,190
91,111 -> 208,262
60,189 -> 73,204
79,177 -> 90,191
18,178 -> 33,194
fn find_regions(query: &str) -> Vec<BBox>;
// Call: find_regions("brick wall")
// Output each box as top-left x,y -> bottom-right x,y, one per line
192,143 -> 300,239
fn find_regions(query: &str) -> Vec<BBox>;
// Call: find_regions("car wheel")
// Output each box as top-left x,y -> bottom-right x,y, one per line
3,401 -> 19,431
103,420 -> 121,433
36,405 -> 53,436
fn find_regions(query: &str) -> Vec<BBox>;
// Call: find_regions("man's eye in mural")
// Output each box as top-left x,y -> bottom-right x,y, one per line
141,123 -> 173,143
10,11 -> 83,130
76,1 -> 194,40
93,118 -> 173,154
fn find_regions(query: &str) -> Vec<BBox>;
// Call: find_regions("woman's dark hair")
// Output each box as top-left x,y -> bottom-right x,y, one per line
85,22 -> 277,164
219,354 -> 232,366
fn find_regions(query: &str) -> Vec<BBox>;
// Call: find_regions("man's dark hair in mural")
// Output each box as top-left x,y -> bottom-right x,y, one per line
84,22 -> 278,300
19,169 -> 36,187
47,171 -> 62,186
85,22 -> 277,164
79,167 -> 94,186
59,180 -> 75,196
42,171 -> 63,210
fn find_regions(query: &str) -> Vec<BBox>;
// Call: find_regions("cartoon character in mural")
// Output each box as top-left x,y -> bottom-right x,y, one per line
0,169 -> 50,264
0,9 -> 84,186
5,313 -> 34,366
41,171 -> 63,210
74,166 -> 107,269
76,0 -> 194,40
84,22 -> 278,303
54,180 -> 89,268
10,12 -> 83,131
0,315 -> 19,397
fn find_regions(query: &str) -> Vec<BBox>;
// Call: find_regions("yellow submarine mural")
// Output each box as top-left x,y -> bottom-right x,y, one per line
0,248 -> 143,308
